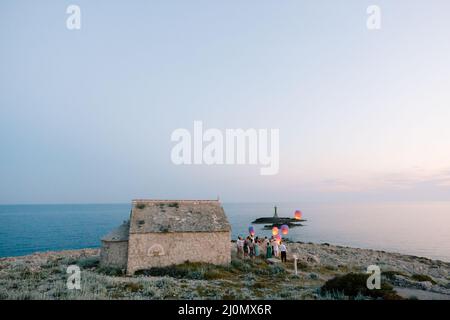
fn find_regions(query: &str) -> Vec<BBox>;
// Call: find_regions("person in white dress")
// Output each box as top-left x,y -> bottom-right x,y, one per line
272,239 -> 279,258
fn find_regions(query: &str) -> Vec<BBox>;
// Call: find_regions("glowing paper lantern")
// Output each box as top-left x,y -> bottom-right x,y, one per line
272,226 -> 279,236
294,210 -> 302,220
281,224 -> 289,235
275,234 -> 282,244
248,226 -> 255,236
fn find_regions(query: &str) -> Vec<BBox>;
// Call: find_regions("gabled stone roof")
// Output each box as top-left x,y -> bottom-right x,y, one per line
129,200 -> 231,234
101,221 -> 130,242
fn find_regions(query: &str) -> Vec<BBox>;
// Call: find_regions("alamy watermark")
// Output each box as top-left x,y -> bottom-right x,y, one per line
366,265 -> 381,289
66,265 -> 81,290
171,121 -> 279,175
66,5 -> 81,30
64,6 -> 381,32
367,5 -> 381,30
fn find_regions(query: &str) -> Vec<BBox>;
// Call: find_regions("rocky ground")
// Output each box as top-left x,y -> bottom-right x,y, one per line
0,242 -> 449,300
287,242 -> 450,300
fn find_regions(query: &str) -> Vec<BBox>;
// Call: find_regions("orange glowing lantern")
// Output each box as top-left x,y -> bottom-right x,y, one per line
272,226 -> 279,236
294,210 -> 302,220
281,224 -> 289,235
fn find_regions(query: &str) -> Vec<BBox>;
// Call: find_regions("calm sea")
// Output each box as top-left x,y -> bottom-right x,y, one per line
0,202 -> 449,262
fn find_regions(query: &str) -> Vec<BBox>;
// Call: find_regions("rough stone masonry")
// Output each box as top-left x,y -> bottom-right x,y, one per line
100,199 -> 231,275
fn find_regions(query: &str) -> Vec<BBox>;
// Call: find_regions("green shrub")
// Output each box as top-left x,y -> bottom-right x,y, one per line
321,272 -> 402,300
252,281 -> 271,289
203,270 -> 219,280
136,203 -> 146,209
309,273 -> 319,280
382,270 -> 408,280
136,261 -> 240,281
323,264 -> 337,271
123,282 -> 143,292
268,264 -> 285,275
230,259 -> 252,272
135,263 -> 205,280
77,256 -> 100,269
59,257 -> 78,265
159,226 -> 170,232
97,266 -> 124,276
42,258 -> 68,269
167,202 -> 179,208
411,274 -> 436,284
155,278 -> 172,288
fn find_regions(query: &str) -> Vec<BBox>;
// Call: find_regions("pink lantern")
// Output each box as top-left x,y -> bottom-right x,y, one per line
275,234 -> 282,244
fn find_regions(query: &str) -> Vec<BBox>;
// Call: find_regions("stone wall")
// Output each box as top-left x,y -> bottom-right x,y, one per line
100,240 -> 128,270
126,231 -> 231,274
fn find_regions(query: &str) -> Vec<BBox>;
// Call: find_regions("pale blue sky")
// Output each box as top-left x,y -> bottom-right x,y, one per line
1,0 -> 450,203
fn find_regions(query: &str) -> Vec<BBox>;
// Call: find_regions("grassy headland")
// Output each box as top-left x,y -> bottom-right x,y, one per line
0,242 -> 449,300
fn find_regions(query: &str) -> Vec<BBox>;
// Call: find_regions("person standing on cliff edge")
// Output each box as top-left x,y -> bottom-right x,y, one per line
280,242 -> 287,263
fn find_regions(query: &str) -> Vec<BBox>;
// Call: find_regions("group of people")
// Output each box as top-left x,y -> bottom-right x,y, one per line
236,235 -> 287,262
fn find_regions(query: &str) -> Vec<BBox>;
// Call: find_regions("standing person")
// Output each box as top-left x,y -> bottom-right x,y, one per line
254,239 -> 260,257
259,237 -> 264,258
261,237 -> 268,257
280,241 -> 287,262
273,239 -> 280,258
243,237 -> 249,259
236,236 -> 244,259
249,237 -> 255,259
266,240 -> 273,259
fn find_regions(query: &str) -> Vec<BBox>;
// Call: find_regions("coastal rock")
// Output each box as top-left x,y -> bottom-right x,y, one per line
306,254 -> 321,265
266,258 -> 281,265
391,275 -> 450,294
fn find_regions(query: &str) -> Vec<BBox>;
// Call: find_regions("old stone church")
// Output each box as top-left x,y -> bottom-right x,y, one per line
100,199 -> 231,275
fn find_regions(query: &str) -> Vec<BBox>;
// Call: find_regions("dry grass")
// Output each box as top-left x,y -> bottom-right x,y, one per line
2,247 -> 444,300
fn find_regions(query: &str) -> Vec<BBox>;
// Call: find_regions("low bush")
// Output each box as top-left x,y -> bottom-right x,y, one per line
411,274 -> 436,284
123,282 -> 143,292
76,256 -> 100,269
230,259 -> 252,272
97,266 -> 124,276
135,262 -> 206,280
268,264 -> 285,275
381,270 -> 408,280
135,259 -> 274,281
167,202 -> 179,208
321,272 -> 403,300
203,269 -> 233,280
136,203 -> 146,209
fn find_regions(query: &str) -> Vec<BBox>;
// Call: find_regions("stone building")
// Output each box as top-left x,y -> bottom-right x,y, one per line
100,199 -> 231,275
100,220 -> 130,270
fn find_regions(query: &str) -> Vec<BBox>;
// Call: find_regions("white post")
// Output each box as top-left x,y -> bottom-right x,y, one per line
293,254 -> 298,275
